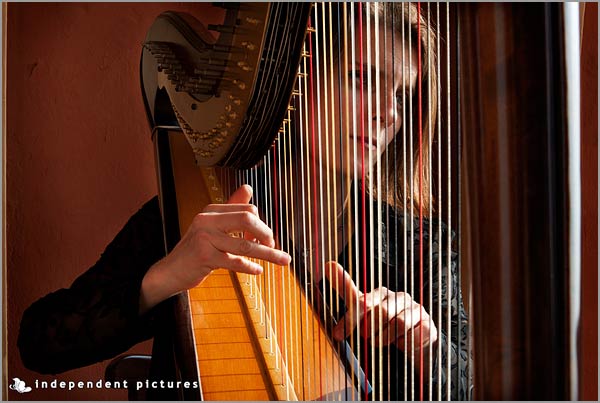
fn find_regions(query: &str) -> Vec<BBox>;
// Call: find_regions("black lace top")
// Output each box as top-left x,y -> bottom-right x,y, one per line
290,197 -> 472,401
18,195 -> 472,400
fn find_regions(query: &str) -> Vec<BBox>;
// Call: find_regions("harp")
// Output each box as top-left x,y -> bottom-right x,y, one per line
139,2 -> 586,400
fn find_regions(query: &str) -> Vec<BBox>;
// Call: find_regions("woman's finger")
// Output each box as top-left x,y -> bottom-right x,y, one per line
397,304 -> 429,330
372,322 -> 395,347
370,316 -> 437,349
333,287 -> 390,341
226,184 -> 253,204
367,291 -> 400,333
208,231 -> 291,267
210,250 -> 264,275
393,305 -> 435,350
326,261 -> 364,341
195,211 -> 275,247
402,314 -> 438,347
325,261 -> 362,306
202,204 -> 267,244
393,323 -> 436,350
203,203 -> 260,216
362,287 -> 392,310
369,291 -> 413,326
359,288 -> 396,336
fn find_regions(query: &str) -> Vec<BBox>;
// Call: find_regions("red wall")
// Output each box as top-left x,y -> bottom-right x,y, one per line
6,3 -> 222,400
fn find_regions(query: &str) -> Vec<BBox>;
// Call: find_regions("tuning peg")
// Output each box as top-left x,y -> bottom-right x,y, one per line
209,44 -> 233,53
208,24 -> 236,34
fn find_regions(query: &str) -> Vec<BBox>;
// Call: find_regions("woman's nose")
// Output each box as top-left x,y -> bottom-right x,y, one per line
371,91 -> 399,129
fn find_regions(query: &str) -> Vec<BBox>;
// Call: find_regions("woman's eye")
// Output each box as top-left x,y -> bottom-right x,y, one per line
395,94 -> 404,108
396,90 -> 411,111
348,70 -> 369,85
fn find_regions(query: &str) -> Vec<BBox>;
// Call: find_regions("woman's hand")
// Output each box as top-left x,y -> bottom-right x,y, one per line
139,185 -> 291,313
325,261 -> 437,353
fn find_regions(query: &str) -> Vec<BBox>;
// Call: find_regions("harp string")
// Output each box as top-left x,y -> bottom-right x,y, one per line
250,166 -> 257,311
364,2 -> 372,400
372,3 -> 382,400
265,150 -> 275,358
317,2 -> 337,398
285,118 -> 295,396
445,2 -> 452,399
291,112 -> 301,400
344,3 -> 362,399
291,70 -> 304,400
454,6 -> 462,398
299,40 -> 315,400
279,133 -> 288,386
435,2 -> 443,400
369,6 -> 379,399
381,4 -> 391,401
210,4 -> 463,399
283,116 -> 294,397
334,3 -> 350,399
263,152 -> 272,351
255,164 -> 263,318
364,3 -> 374,400
280,123 -> 288,391
426,3 -> 434,400
386,3 -> 407,400
251,166 -> 257,312
302,82 -> 313,401
407,3 -> 416,399
278,120 -> 289,394
288,106 -> 302,398
273,132 -> 282,379
401,3 -> 408,398
356,3 -> 370,400
416,1 -> 424,397
307,16 -> 327,399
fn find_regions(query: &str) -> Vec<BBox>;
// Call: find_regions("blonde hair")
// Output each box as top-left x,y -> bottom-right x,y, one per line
375,3 -> 438,217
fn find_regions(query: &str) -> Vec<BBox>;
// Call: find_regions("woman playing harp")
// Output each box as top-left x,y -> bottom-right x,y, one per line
248,3 -> 471,400
18,2 -> 471,400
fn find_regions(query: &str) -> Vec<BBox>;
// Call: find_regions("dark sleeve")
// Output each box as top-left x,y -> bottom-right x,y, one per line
18,196 -> 166,375
424,220 -> 474,400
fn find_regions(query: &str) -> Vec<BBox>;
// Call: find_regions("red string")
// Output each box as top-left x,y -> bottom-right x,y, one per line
306,18 -> 323,399
357,3 -> 370,401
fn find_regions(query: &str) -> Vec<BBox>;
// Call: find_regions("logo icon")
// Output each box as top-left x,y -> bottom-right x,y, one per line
10,378 -> 32,393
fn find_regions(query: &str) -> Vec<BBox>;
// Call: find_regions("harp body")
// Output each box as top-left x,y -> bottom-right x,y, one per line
140,2 -> 588,400
154,130 -> 357,400
143,4 -> 360,400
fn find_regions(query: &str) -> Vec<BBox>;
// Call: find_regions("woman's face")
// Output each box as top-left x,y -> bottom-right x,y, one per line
308,23 -> 418,179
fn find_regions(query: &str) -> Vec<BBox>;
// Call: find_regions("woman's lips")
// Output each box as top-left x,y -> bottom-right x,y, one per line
352,136 -> 378,148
